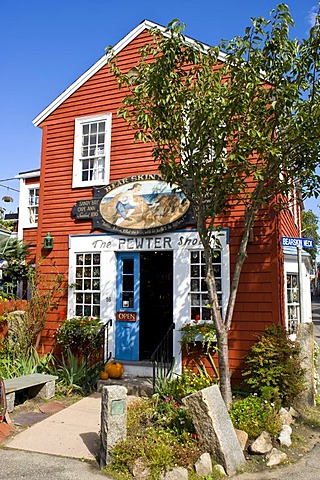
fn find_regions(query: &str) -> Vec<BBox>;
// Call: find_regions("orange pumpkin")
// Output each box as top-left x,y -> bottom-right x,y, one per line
104,361 -> 124,379
100,371 -> 109,380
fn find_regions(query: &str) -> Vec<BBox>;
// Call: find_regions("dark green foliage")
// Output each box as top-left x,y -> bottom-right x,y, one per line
55,317 -> 105,392
243,325 -> 305,406
230,395 -> 282,439
302,210 -> 319,264
154,365 -> 218,404
55,316 -> 103,354
55,349 -> 87,394
0,238 -> 31,296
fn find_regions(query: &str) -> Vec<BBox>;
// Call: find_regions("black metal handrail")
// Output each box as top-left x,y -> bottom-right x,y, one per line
83,318 -> 112,392
104,318 -> 113,364
151,323 -> 175,391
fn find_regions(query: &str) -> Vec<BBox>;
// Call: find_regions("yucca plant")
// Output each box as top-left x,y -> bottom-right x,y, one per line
56,349 -> 86,394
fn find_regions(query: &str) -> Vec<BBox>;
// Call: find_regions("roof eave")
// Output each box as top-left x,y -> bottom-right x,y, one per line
32,19 -> 225,127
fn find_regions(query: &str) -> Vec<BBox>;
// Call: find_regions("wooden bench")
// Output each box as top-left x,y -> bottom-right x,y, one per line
4,373 -> 58,412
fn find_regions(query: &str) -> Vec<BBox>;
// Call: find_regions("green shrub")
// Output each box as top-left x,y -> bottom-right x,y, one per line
230,395 -> 282,439
55,316 -> 102,354
243,325 -> 305,406
106,398 -> 202,480
152,395 -> 194,434
155,364 -> 218,404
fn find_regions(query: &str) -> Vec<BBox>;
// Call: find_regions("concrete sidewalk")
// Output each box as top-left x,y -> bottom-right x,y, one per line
6,392 -> 101,461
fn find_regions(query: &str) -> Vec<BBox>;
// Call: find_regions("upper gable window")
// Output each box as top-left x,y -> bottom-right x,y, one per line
28,187 -> 39,224
73,113 -> 111,188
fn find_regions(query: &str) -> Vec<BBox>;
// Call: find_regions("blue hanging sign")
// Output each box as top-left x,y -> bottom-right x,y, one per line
281,236 -> 314,249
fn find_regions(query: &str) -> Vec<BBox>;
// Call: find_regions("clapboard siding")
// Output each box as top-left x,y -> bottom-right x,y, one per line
23,228 -> 38,262
23,25 -> 298,379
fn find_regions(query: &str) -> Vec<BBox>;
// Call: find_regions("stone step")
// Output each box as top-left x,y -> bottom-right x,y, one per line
116,360 -> 154,378
97,376 -> 153,397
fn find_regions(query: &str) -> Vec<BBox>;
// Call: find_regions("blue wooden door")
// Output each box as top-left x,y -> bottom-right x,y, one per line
115,253 -> 140,361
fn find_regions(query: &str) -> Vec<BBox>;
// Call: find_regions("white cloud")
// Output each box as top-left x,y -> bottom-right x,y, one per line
308,6 -> 319,27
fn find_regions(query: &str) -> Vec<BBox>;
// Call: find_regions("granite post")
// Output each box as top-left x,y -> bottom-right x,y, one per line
183,385 -> 245,476
100,385 -> 127,468
296,322 -> 315,406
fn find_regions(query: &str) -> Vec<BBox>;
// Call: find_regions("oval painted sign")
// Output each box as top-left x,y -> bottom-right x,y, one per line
99,177 -> 190,235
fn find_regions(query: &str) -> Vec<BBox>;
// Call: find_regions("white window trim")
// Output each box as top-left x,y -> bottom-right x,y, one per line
72,113 -> 112,188
283,251 -> 312,339
18,181 -> 40,238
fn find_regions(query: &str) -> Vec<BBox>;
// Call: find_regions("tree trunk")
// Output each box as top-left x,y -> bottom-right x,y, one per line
217,326 -> 232,408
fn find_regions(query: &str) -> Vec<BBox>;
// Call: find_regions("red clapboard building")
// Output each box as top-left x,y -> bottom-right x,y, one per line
16,20 -> 312,380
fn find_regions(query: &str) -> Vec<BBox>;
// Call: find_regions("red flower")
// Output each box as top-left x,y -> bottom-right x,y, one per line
59,312 -> 66,318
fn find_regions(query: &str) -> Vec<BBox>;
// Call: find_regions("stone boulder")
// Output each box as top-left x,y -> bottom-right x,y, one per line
235,429 -> 248,450
183,385 -> 245,476
266,447 -> 288,467
194,453 -> 212,476
214,464 -> 227,476
130,458 -> 151,480
279,407 -> 293,425
160,467 -> 188,480
278,424 -> 292,447
249,431 -> 273,454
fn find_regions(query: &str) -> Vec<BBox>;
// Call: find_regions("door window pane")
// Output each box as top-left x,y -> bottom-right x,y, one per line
123,259 -> 134,274
122,258 -> 135,308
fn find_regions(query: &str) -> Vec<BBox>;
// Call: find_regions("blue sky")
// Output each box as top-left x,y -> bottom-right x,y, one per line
0,0 -> 318,215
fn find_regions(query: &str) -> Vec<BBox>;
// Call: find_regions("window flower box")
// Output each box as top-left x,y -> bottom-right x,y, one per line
180,321 -> 217,353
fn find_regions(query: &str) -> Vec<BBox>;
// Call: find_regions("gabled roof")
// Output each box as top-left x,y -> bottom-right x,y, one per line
33,19 -> 225,127
16,169 -> 40,179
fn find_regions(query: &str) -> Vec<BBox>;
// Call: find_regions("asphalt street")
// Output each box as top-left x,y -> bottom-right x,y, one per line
233,443 -> 320,480
0,449 -> 110,480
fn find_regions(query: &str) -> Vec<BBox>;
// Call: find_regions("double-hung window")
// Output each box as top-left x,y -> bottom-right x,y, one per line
73,113 -> 111,188
28,187 -> 39,224
190,250 -> 222,321
74,253 -> 101,317
286,273 -> 299,334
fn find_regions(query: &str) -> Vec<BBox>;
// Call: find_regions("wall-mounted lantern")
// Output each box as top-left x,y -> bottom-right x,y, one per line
43,232 -> 54,249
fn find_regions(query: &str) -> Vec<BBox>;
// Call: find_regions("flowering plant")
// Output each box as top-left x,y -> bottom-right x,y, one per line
180,319 -> 216,353
229,394 -> 281,439
55,316 -> 102,354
